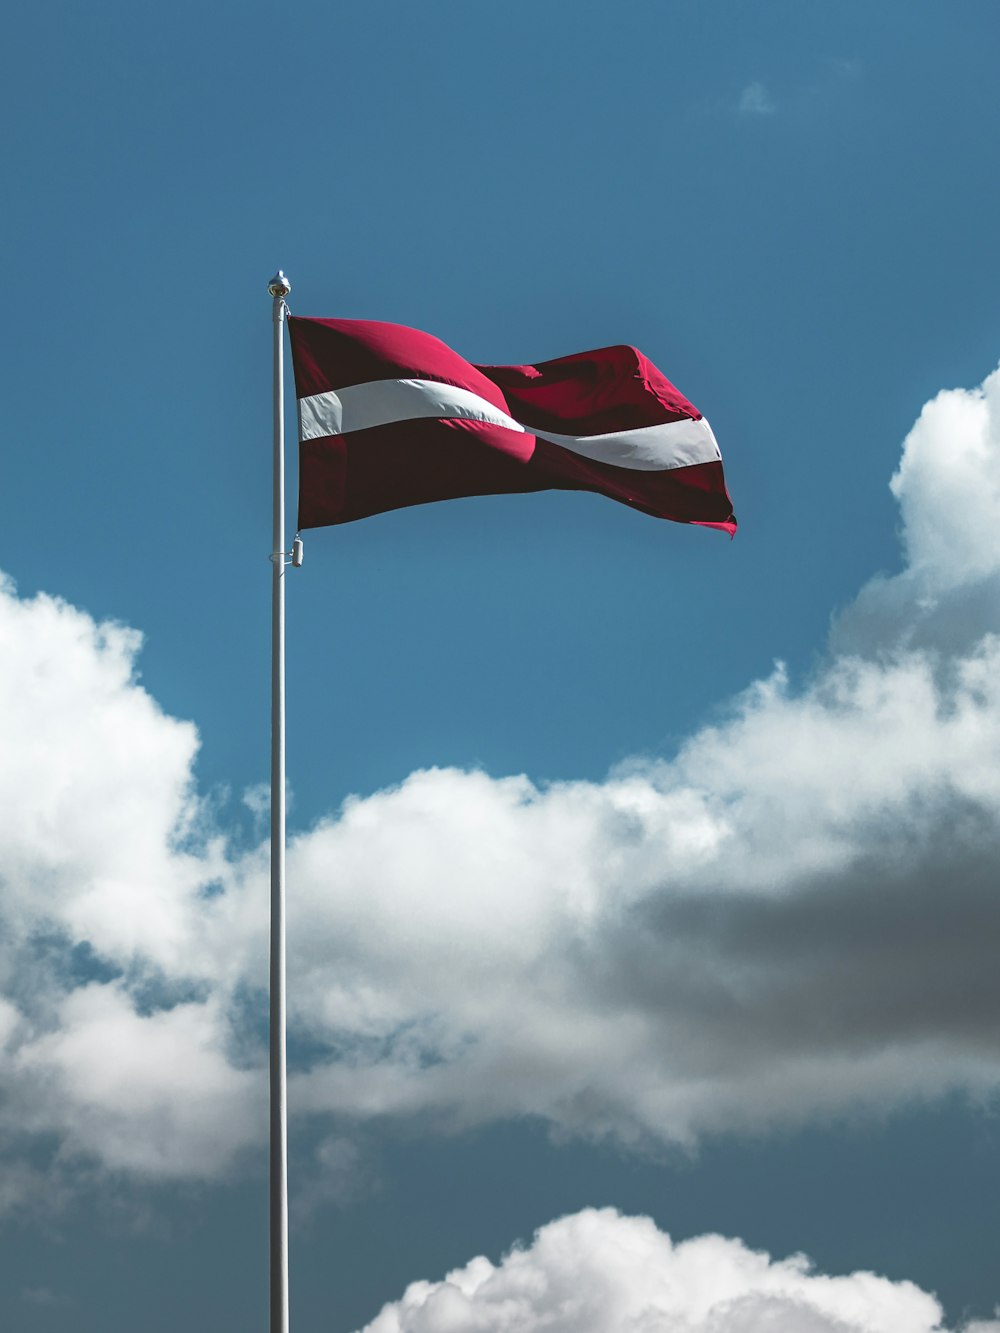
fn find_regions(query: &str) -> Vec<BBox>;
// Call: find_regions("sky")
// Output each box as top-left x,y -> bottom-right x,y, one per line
4,1 -> 1000,1329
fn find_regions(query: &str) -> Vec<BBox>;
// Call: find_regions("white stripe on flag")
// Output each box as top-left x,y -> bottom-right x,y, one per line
297,379 -> 721,472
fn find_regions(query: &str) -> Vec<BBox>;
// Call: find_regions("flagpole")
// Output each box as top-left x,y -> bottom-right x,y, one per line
267,268 -> 292,1333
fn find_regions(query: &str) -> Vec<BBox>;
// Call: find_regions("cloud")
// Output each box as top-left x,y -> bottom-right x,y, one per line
21,1286 -> 71,1309
280,643 -> 1000,1143
0,577 -> 216,977
836,367 -> 1000,655
0,580 -> 258,1187
354,1208 -> 1000,1333
831,56 -> 862,81
4,364 -> 1000,1197
734,61 -> 861,122
291,1134 -> 372,1223
16,984 -> 261,1176
739,81 -> 775,115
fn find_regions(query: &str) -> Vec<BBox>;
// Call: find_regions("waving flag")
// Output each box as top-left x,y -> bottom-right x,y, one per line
288,317 -> 736,533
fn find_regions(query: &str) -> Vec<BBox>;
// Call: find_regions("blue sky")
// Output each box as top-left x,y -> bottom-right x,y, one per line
4,2 -> 1000,1330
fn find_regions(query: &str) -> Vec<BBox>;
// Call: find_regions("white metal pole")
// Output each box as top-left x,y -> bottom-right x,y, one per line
267,268 -> 291,1333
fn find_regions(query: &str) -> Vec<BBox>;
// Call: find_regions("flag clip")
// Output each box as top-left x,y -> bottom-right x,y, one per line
269,537 -> 304,569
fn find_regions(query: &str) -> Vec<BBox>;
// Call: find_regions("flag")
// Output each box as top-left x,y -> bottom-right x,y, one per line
288,317 -> 736,533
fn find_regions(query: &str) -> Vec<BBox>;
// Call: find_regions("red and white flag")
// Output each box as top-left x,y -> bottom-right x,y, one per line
288,317 -> 736,534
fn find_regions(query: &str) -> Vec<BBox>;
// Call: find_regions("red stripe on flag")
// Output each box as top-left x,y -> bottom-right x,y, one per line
481,345 -> 700,436
288,318 -> 511,416
298,418 -> 735,532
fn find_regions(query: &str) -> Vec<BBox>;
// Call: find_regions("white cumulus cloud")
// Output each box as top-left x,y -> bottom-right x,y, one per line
0,579 -> 260,1188
3,364 -> 1000,1197
837,367 -> 1000,654
355,1208 -> 1000,1333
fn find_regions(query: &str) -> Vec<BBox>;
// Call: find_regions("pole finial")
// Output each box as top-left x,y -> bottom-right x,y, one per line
268,270 -> 291,298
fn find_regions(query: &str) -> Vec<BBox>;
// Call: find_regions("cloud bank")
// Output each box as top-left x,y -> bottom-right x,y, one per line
356,1208 -> 1000,1333
2,366 -> 1000,1197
